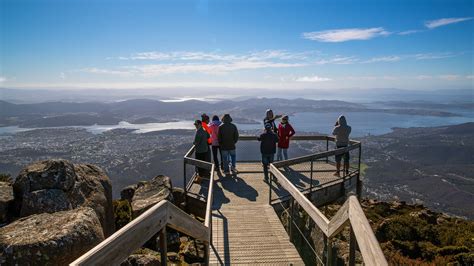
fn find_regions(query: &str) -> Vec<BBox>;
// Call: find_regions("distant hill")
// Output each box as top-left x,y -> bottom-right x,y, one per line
363,122 -> 474,219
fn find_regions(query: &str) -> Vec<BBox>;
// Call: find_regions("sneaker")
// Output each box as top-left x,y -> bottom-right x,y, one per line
193,176 -> 202,184
231,167 -> 239,174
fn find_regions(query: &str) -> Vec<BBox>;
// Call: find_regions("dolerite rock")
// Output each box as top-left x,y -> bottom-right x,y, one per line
121,254 -> 161,266
131,175 -> 173,218
0,207 -> 104,265
121,184 -> 137,202
0,182 -> 14,223
13,159 -> 115,236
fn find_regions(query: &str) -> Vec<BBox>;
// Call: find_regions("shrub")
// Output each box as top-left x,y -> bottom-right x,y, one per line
0,173 -> 12,182
113,199 -> 132,230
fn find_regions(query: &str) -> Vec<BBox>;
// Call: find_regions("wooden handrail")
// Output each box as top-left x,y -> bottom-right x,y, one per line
70,201 -> 209,266
269,165 -> 387,266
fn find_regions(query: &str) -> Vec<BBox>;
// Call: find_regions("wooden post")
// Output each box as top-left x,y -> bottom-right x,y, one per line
159,227 -> 167,266
349,226 -> 356,266
326,237 -> 333,266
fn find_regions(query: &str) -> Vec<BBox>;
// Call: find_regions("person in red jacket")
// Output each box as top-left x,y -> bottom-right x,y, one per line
201,114 -> 212,174
277,115 -> 295,161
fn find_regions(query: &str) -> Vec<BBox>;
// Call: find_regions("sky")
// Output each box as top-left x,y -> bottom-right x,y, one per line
0,0 -> 473,91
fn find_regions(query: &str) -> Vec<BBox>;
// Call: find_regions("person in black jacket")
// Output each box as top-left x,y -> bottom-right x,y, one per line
218,114 -> 239,175
258,123 -> 279,182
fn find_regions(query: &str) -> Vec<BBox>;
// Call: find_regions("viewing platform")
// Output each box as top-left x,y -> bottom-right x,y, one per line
71,136 -> 387,266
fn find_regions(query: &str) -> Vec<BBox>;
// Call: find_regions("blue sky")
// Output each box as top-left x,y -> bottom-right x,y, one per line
0,0 -> 473,91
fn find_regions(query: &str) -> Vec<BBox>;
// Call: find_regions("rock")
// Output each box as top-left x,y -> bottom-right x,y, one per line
121,254 -> 161,266
172,187 -> 187,210
179,236 -> 205,264
0,182 -> 14,223
121,184 -> 137,202
131,175 -> 173,218
0,207 -> 104,265
13,159 -> 115,236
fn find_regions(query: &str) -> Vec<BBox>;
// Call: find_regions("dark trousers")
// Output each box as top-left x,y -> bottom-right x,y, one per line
212,145 -> 223,169
196,152 -> 209,176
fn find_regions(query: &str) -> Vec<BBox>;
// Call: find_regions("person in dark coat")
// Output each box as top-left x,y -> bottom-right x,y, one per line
193,120 -> 210,183
258,123 -> 279,182
218,114 -> 239,175
332,115 -> 352,176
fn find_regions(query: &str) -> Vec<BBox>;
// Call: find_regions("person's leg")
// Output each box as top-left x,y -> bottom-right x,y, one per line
230,149 -> 237,171
221,150 -> 230,173
334,153 -> 342,176
344,152 -> 350,175
283,148 -> 288,160
212,146 -> 219,168
277,147 -> 282,161
262,154 -> 270,181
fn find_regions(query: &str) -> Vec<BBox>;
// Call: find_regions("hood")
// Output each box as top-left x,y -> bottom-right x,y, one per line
337,115 -> 347,126
265,109 -> 273,119
209,120 -> 222,127
222,114 -> 233,123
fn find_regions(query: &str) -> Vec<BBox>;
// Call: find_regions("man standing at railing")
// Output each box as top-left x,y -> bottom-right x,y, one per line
258,123 -> 279,182
332,115 -> 352,177
193,120 -> 210,183
218,114 -> 239,175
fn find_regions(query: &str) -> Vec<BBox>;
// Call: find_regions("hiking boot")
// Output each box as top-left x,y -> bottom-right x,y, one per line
231,167 -> 238,174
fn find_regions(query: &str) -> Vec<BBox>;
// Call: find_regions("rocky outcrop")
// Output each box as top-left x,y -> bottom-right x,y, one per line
13,159 -> 115,236
124,175 -> 174,218
0,182 -> 14,223
0,207 -> 104,265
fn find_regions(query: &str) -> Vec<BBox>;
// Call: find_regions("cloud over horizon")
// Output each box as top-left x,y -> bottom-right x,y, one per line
302,27 -> 390,42
425,17 -> 473,29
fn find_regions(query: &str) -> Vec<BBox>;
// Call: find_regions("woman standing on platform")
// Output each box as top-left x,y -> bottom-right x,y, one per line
277,115 -> 295,161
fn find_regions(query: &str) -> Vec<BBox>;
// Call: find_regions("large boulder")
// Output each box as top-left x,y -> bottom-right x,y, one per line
0,207 -> 104,265
13,159 -> 115,236
0,182 -> 14,223
129,175 -> 174,218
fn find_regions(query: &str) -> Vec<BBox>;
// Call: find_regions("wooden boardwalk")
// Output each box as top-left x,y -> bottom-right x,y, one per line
189,162 -> 341,265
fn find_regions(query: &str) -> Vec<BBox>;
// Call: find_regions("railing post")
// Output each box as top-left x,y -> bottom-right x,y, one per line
326,138 -> 329,163
357,145 -> 362,199
159,227 -> 167,266
289,198 -> 294,242
349,226 -> 356,266
326,237 -> 333,266
183,161 -> 187,193
310,158 -> 314,193
269,172 -> 273,205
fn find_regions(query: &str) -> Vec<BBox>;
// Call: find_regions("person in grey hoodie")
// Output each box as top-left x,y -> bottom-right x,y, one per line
193,120 -> 210,183
332,115 -> 351,176
218,114 -> 239,174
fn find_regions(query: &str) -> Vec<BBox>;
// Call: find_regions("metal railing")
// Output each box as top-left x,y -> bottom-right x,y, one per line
268,139 -> 387,266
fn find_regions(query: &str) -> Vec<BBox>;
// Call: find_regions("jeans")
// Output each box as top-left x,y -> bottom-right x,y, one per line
212,145 -> 223,169
262,153 -> 274,181
221,149 -> 236,172
277,147 -> 288,161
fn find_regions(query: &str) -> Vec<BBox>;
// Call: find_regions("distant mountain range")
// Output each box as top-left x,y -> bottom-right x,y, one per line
0,98 -> 464,128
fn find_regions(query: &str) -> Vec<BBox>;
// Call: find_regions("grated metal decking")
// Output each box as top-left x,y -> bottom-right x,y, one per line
189,162 -> 342,265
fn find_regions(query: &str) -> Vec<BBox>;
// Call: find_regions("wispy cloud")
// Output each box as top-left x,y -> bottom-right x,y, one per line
0,76 -> 6,83
412,52 -> 458,60
302,27 -> 390,42
362,56 -> 401,63
425,17 -> 473,29
439,74 -> 461,81
398,30 -> 423,35
295,75 -> 331,82
315,56 -> 359,65
415,75 -> 433,80
80,67 -> 134,76
466,75 -> 474,80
